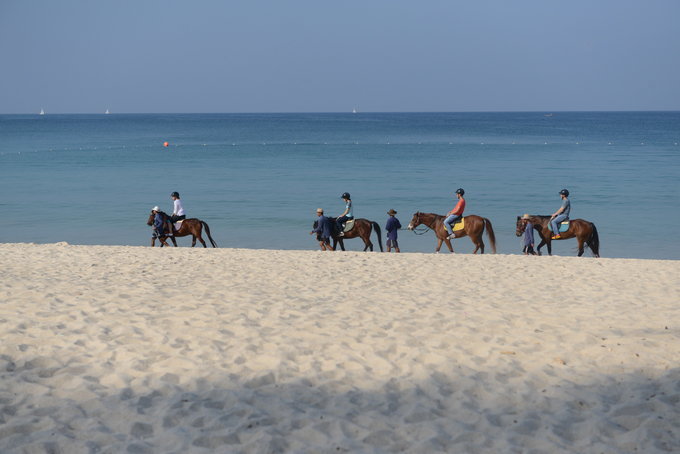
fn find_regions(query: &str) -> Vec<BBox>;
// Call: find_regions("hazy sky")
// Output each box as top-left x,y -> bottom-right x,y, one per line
1,0 -> 678,113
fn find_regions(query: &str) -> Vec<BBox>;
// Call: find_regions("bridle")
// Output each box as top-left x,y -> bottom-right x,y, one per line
410,212 -> 433,235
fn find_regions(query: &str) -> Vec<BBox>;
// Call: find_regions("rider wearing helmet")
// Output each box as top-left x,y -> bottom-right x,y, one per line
167,191 -> 186,236
336,192 -> 354,237
444,188 -> 466,240
170,192 -> 186,223
550,189 -> 570,240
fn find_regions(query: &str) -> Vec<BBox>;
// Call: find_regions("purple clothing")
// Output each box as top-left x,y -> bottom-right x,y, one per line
523,222 -> 535,247
385,217 -> 401,241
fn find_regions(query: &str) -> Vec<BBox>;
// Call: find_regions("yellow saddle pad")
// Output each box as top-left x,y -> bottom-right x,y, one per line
442,218 -> 464,234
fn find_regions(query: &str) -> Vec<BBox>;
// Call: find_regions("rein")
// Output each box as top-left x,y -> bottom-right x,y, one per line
412,226 -> 431,235
410,213 -> 436,235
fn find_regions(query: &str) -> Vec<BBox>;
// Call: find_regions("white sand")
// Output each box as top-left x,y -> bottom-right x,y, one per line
0,243 -> 678,453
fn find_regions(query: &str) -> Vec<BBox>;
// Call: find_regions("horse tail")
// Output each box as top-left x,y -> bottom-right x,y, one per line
484,218 -> 497,253
371,221 -> 383,252
587,222 -> 600,257
201,221 -> 218,248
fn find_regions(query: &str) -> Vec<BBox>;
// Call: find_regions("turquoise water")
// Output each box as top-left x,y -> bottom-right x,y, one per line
1,112 -> 678,259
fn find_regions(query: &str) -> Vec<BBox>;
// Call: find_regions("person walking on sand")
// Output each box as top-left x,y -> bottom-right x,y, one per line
336,192 -> 354,237
550,189 -> 570,240
151,206 -> 170,246
310,208 -> 334,251
521,214 -> 536,255
444,188 -> 466,240
385,209 -> 401,253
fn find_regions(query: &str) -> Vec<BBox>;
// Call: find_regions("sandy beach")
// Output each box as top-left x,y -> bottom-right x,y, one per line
0,243 -> 678,453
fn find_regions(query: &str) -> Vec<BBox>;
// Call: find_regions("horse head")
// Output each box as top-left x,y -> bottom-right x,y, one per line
407,212 -> 419,230
515,216 -> 527,237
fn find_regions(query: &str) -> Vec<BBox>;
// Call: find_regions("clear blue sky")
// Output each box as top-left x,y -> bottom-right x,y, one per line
1,0 -> 678,113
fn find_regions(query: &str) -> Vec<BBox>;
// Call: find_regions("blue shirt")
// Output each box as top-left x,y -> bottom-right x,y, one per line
560,198 -> 571,217
385,217 -> 401,240
313,215 -> 333,238
523,222 -> 535,247
344,200 -> 353,218
153,212 -> 165,231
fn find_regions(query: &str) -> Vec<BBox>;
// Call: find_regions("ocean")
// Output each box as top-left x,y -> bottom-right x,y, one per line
1,112 -> 678,259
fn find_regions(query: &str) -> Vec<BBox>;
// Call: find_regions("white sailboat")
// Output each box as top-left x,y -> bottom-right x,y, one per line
39,108 -> 45,115
352,107 -> 357,114
105,109 -> 110,115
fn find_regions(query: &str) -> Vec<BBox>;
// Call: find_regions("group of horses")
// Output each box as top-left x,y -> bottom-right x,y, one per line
147,210 -> 600,257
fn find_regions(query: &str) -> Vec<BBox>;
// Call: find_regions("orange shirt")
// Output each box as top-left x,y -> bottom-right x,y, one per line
447,198 -> 465,216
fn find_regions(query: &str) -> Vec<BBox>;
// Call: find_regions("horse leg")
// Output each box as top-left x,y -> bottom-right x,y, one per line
444,238 -> 454,253
198,235 -> 207,248
191,236 -> 197,247
471,234 -> 484,254
170,236 -> 177,247
435,238 -> 443,253
363,234 -> 373,252
577,236 -> 585,257
536,238 -> 546,256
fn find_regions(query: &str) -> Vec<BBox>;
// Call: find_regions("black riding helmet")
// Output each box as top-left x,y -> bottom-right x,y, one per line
559,189 -> 569,196
455,188 -> 465,195
341,192 -> 351,199
171,192 -> 180,198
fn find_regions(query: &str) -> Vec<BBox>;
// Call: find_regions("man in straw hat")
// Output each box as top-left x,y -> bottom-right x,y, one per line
310,208 -> 334,251
521,214 -> 536,255
385,209 -> 402,253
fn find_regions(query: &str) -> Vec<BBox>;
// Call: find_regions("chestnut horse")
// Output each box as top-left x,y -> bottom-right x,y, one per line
407,212 -> 496,253
146,211 -> 218,248
314,218 -> 383,251
515,215 -> 599,257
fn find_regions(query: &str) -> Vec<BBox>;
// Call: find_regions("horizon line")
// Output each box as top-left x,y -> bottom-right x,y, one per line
2,109 -> 680,115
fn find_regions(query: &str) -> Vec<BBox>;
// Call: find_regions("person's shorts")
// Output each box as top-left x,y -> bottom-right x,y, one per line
316,234 -> 331,243
387,238 -> 398,248
152,230 -> 164,239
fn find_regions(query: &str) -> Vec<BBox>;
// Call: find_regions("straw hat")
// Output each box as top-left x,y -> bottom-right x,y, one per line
152,206 -> 160,212
387,209 -> 397,215
316,208 -> 324,214
521,213 -> 531,220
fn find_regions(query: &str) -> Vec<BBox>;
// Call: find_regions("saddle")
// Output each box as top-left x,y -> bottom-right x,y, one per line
173,220 -> 184,230
550,221 -> 569,234
343,219 -> 355,233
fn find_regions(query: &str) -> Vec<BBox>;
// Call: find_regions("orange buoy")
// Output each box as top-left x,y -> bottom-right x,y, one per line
163,141 -> 169,147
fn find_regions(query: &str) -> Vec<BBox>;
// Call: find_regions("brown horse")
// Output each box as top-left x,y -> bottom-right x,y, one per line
328,218 -> 383,252
407,212 -> 496,253
515,215 -> 599,257
146,211 -> 218,248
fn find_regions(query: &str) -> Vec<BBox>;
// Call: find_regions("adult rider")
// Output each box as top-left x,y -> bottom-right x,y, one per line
444,188 -> 466,240
550,189 -> 570,240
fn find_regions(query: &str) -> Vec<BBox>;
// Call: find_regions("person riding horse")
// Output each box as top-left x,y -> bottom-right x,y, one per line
336,192 -> 354,237
550,189 -> 570,240
444,188 -> 466,240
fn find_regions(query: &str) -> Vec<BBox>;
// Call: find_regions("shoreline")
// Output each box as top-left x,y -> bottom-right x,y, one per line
1,243 -> 678,452
3,241 -> 678,262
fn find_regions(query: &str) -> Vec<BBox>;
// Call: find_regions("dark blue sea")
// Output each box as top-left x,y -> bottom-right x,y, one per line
1,112 -> 678,259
